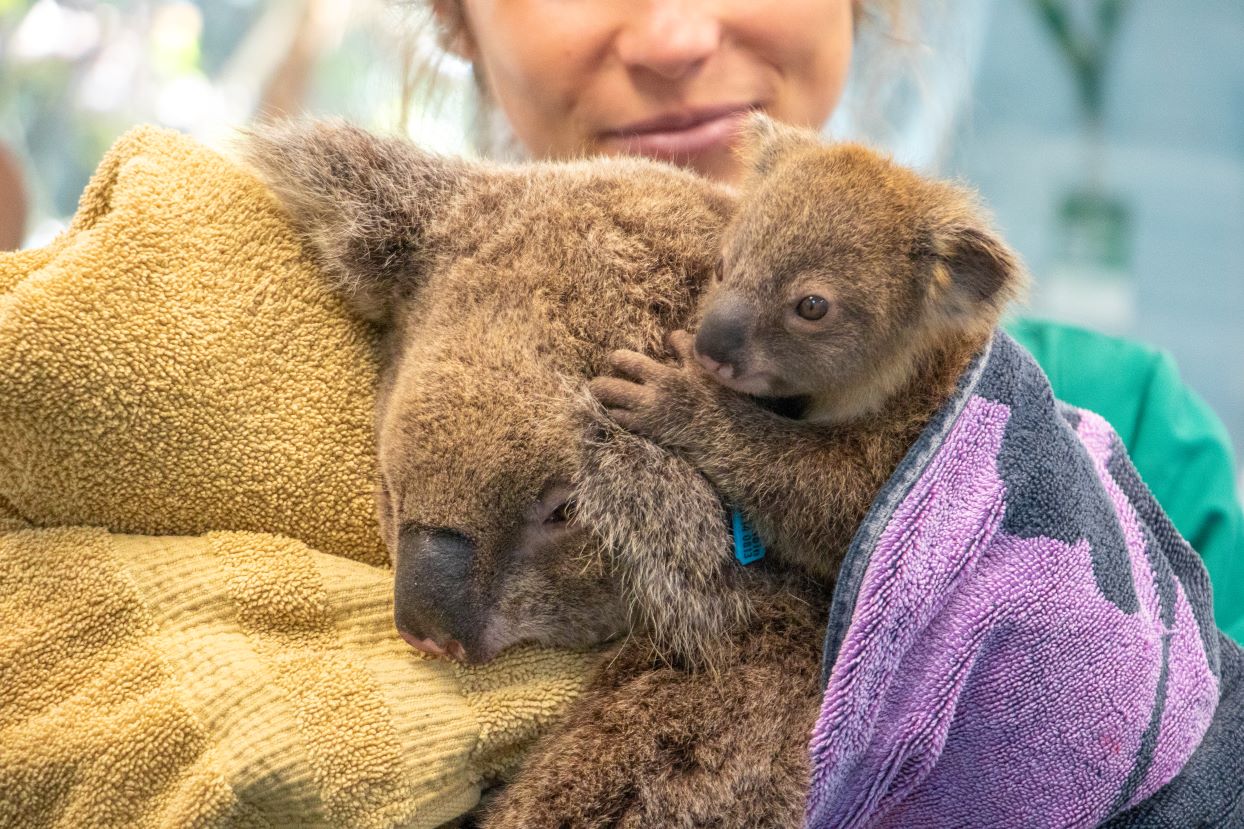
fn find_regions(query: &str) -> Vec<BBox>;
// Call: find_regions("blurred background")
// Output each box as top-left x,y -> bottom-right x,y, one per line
0,0 -> 1240,479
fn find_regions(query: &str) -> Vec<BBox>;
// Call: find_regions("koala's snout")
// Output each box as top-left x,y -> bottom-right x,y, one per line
394,528 -> 477,661
392,492 -> 594,663
695,297 -> 750,378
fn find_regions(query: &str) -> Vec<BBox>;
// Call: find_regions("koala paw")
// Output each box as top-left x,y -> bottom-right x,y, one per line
588,330 -> 701,444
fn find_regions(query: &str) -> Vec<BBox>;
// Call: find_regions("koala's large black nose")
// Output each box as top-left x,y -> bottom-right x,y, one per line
394,528 -> 475,659
695,296 -> 750,370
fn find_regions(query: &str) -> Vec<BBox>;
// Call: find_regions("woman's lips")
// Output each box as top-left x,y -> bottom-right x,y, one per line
601,104 -> 757,163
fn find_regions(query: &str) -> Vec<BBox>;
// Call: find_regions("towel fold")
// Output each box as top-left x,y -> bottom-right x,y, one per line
0,125 -> 383,564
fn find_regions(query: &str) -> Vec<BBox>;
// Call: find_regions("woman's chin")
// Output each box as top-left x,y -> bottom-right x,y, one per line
644,141 -> 745,184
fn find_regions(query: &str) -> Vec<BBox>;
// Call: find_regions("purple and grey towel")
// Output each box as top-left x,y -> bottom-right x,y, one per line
806,332 -> 1244,828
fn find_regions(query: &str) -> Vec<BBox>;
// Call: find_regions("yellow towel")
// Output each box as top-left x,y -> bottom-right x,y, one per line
0,125 -> 382,562
0,127 -> 599,828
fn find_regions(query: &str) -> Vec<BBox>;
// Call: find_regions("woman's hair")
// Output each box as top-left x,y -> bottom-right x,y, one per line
395,0 -> 920,160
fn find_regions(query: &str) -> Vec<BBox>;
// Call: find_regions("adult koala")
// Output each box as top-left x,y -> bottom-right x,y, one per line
243,121 -> 827,827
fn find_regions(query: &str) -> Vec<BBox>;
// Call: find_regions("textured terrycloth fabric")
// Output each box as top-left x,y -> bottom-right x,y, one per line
0,126 -> 599,828
1009,317 -> 1244,645
0,124 -> 383,564
0,527 -> 595,828
806,332 -> 1244,828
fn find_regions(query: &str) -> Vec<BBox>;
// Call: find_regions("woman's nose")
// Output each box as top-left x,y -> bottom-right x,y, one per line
614,2 -> 722,81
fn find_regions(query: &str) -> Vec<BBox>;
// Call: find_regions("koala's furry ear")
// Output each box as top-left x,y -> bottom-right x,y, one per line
735,112 -> 818,183
239,119 -> 468,324
924,209 -> 1028,329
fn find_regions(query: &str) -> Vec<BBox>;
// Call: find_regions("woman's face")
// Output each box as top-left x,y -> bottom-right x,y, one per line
449,0 -> 854,183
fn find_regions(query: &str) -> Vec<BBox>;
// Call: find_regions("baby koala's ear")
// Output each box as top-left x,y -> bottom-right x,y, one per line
735,112 -> 818,182
924,217 -> 1027,327
239,119 -> 470,324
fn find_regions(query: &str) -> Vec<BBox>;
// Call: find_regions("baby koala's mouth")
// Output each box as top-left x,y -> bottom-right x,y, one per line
753,394 -> 811,420
696,351 -> 782,397
693,351 -> 809,418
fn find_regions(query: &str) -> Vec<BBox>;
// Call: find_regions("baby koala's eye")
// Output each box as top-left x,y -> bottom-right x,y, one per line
713,259 -> 725,283
795,295 -> 830,321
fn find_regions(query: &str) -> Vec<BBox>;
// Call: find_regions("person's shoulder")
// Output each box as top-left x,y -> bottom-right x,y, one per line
1006,316 -> 1166,374
1004,316 -> 1175,442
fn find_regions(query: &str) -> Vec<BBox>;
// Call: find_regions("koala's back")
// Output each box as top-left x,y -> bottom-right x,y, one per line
483,582 -> 825,828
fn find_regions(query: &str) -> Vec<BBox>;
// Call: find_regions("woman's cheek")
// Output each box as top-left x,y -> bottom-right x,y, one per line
463,0 -> 620,158
732,0 -> 854,129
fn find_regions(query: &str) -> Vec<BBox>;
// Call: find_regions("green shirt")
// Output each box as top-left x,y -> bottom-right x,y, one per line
1007,317 -> 1244,645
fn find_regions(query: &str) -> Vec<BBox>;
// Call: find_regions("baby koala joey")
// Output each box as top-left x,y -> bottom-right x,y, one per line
590,116 -> 1025,589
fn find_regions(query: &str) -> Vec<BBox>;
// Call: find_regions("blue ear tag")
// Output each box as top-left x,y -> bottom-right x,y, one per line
731,509 -> 766,565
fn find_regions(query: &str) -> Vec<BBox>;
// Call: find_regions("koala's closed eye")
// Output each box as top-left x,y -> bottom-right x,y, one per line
544,498 -> 578,526
535,482 -> 578,529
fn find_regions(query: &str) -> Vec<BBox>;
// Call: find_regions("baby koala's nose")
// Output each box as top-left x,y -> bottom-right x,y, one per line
695,300 -> 749,371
